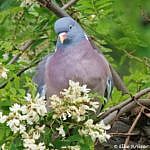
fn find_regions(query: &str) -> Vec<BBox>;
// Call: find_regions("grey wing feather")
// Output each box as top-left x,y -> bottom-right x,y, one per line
89,38 -> 127,95
104,77 -> 113,101
97,51 -> 113,102
33,54 -> 53,95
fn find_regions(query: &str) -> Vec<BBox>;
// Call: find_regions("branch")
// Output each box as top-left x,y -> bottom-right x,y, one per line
123,107 -> 144,150
123,49 -> 150,68
0,59 -> 40,89
36,0 -> 68,17
8,40 -> 34,65
110,131 -> 139,137
62,0 -> 79,9
97,88 -> 150,124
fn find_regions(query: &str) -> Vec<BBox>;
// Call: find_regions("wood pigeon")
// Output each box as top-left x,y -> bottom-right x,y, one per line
34,17 -> 113,107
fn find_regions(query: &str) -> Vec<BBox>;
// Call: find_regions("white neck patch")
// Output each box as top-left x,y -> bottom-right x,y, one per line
84,33 -> 89,40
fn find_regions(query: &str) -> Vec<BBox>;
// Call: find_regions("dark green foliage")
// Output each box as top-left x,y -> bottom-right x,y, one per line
0,0 -> 149,149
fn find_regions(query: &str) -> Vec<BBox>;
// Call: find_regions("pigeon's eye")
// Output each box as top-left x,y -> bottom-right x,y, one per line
69,25 -> 73,29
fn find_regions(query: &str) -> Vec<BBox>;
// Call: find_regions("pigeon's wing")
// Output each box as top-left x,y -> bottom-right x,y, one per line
97,52 -> 113,102
33,54 -> 53,95
104,75 -> 113,100
89,37 -> 128,95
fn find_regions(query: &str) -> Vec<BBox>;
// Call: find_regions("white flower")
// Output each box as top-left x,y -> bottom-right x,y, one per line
2,53 -> 9,60
35,125 -> 45,133
50,80 -> 99,122
69,80 -> 80,88
85,119 -> 93,126
26,110 -> 39,125
56,125 -> 65,137
61,145 -> 80,150
79,119 -> 111,143
9,103 -> 21,113
62,113 -> 67,120
19,124 -> 26,133
89,131 -> 100,142
81,85 -> 90,94
98,131 -> 111,143
28,94 -> 47,117
7,118 -> 20,127
91,14 -> 96,19
33,99 -> 47,116
21,132 -> 29,139
99,120 -> 111,130
0,112 -> 7,123
0,64 -> 8,79
21,105 -> 28,114
90,101 -> 99,109
23,137 -> 46,150
7,118 -> 20,133
25,93 -> 32,101
23,138 -> 36,149
0,93 -> 47,149
21,127 -> 46,150
37,142 -> 46,150
18,114 -> 27,121
33,131 -> 40,140
79,105 -> 89,115
1,143 -> 5,150
66,111 -> 72,118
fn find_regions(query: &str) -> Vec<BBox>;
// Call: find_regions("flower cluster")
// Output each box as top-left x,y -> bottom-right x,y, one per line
22,125 -> 46,150
50,80 -> 99,122
0,93 -> 47,149
79,119 -> 111,143
0,80 -> 111,149
0,63 -> 8,79
61,145 -> 80,150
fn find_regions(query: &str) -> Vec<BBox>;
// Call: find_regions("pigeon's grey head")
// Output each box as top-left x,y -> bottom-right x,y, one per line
54,17 -> 87,48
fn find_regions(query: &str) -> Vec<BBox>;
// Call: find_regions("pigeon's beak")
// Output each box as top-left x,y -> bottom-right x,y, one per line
59,32 -> 67,44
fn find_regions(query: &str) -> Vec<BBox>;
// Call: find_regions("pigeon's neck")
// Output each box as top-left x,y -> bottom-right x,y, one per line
56,39 -> 94,55
56,33 -> 88,50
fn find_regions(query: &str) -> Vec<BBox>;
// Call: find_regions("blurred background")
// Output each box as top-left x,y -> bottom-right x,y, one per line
0,0 -> 149,109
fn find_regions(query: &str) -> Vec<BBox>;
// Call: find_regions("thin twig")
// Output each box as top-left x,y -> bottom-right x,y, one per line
134,98 -> 150,111
102,99 -> 150,125
0,59 -> 40,89
60,0 -> 65,5
37,0 -> 68,17
96,88 -> 150,124
62,0 -> 79,9
110,131 -> 139,137
99,88 -> 150,119
123,49 -> 150,68
8,40 -> 34,65
123,107 -> 144,150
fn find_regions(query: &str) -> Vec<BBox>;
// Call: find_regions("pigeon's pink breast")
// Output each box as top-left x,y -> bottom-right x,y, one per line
45,39 -> 111,98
